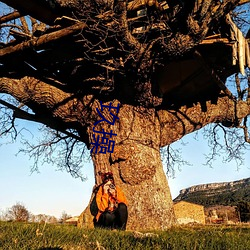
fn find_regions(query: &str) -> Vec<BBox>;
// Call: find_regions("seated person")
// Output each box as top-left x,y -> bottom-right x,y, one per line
95,172 -> 128,230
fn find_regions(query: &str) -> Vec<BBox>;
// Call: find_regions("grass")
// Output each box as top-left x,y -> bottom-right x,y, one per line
0,221 -> 249,250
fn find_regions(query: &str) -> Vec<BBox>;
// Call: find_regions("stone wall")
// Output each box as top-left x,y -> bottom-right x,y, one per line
174,201 -> 205,224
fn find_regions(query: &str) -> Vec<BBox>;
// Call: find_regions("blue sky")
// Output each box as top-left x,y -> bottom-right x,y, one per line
0,121 -> 95,218
0,119 -> 249,218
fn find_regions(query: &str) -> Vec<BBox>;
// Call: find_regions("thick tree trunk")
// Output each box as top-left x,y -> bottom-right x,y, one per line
112,145 -> 176,230
78,141 -> 176,230
78,105 -> 176,230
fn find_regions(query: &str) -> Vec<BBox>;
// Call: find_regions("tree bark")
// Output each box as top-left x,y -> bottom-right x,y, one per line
79,105 -> 176,230
79,145 -> 176,230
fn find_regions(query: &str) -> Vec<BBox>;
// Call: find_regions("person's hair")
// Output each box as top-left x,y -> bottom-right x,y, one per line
101,172 -> 114,184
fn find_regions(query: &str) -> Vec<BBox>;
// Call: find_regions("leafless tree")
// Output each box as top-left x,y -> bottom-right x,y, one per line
59,211 -> 72,223
6,202 -> 30,222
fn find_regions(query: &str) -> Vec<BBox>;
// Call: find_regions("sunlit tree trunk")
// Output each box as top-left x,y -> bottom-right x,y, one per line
78,105 -> 176,230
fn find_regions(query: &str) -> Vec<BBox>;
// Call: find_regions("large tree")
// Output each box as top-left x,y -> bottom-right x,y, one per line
0,0 -> 249,230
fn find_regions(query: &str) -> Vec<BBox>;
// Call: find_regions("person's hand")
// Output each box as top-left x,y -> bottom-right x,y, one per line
103,183 -> 110,194
108,187 -> 116,196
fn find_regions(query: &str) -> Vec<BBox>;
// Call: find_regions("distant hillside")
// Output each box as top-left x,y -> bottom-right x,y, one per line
174,178 -> 250,207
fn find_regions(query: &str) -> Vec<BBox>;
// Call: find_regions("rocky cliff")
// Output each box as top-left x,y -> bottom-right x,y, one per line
174,178 -> 250,206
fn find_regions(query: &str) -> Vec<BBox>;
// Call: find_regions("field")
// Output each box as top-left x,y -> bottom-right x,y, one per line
0,221 -> 249,250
